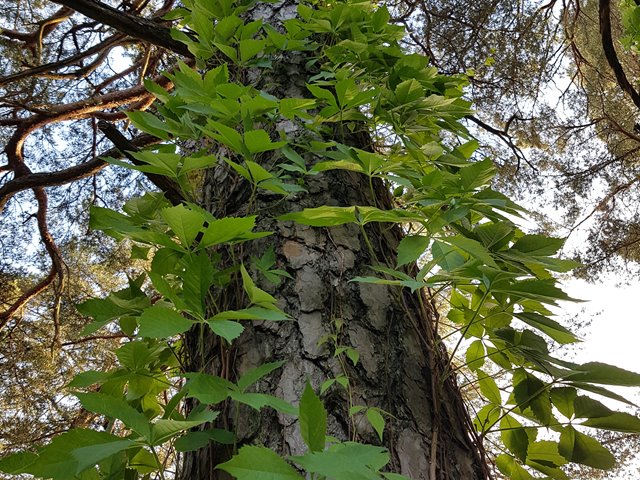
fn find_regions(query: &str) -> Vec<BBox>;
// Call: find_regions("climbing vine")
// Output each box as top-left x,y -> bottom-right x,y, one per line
2,0 -> 640,479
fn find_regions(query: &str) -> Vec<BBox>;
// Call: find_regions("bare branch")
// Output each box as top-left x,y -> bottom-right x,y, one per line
599,0 -> 640,110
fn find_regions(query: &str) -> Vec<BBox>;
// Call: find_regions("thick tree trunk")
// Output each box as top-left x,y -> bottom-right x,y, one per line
177,2 -> 488,479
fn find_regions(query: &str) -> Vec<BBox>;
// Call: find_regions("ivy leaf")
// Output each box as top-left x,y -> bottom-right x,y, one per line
184,373 -> 234,405
244,129 -> 287,153
500,415 -> 529,462
550,387 -> 577,418
299,382 -> 327,452
465,340 -> 485,371
526,440 -> 567,468
229,392 -> 297,415
567,362 -> 640,386
127,111 -> 170,139
237,361 -> 285,392
514,312 -> 579,344
161,205 -> 205,247
200,215 -> 263,248
396,235 -> 430,266
291,442 -> 389,480
207,319 -> 244,342
150,410 -> 218,445
75,392 -> 151,440
477,371 -> 501,405
72,440 -> 137,473
240,264 -> 278,306
495,454 -> 534,479
558,426 -> 615,470
138,305 -> 194,338
211,307 -> 289,321
511,234 -> 564,256
365,408 -> 385,442
174,429 -> 235,452
217,446 -> 303,479
279,206 -> 356,226
446,235 -> 498,268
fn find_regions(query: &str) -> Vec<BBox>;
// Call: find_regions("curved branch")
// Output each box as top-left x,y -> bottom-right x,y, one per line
0,187 -> 64,332
97,121 -> 183,205
599,0 -> 640,110
467,114 -> 537,171
51,0 -> 193,58
0,132 -> 160,211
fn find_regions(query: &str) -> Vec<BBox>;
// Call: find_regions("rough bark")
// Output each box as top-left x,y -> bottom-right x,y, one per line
175,2 -> 488,479
51,0 -> 192,57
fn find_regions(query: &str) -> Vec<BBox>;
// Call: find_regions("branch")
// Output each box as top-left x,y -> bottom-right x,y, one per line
97,121 -> 183,205
0,187 -> 64,332
0,132 -> 160,211
0,34 -> 130,87
599,0 -> 640,110
467,115 -> 537,172
51,0 -> 193,58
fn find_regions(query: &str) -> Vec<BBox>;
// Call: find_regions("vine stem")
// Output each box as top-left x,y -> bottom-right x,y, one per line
442,288 -> 490,381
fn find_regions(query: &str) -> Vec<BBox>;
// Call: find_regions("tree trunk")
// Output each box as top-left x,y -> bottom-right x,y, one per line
177,2 -> 488,479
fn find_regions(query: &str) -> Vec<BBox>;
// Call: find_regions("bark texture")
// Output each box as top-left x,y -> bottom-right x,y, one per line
177,2 -> 488,479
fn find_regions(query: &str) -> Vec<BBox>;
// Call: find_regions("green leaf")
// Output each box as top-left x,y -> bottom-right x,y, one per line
138,305 -> 194,338
0,451 -> 37,475
513,371 -> 552,425
566,382 -> 638,406
514,312 -> 579,344
465,340 -> 485,371
237,361 -> 285,392
239,38 -> 266,62
67,370 -> 112,388
17,429 -> 134,478
495,454 -> 534,480
229,391 -> 297,415
212,307 -> 289,321
240,264 -> 278,306
200,215 -> 262,248
291,442 -> 389,480
567,362 -> 640,386
218,446 -> 303,479
512,234 -> 564,256
150,410 -> 218,445
127,111 -> 170,139
174,429 -> 235,451
500,415 -> 529,462
72,440 -> 137,473
207,319 -> 245,342
75,392 -> 151,439
477,371 -> 501,405
205,120 -> 244,153
558,426 -> 615,469
184,372 -> 234,405
245,129 -> 287,153
396,235 -> 430,266
446,235 -> 498,268
550,387 -> 576,418
574,396 -> 640,432
526,440 -> 567,468
279,206 -> 356,226
161,204 -> 205,247
473,404 -> 500,433
366,408 -> 385,442
581,411 -> 640,433
299,382 -> 327,452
